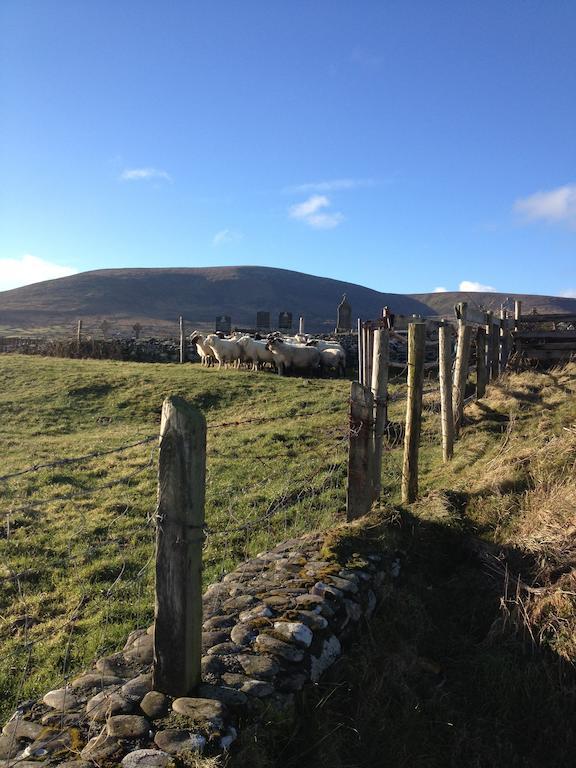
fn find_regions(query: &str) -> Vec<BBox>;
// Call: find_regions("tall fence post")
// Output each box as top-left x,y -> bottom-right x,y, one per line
453,305 -> 472,437
476,327 -> 487,398
153,396 -> 206,696
439,322 -> 454,462
402,322 -> 425,504
500,309 -> 510,371
76,320 -> 83,355
179,316 -> 186,364
357,318 -> 364,385
489,319 -> 500,381
514,299 -> 522,331
371,327 -> 389,499
298,316 -> 305,335
346,381 -> 374,520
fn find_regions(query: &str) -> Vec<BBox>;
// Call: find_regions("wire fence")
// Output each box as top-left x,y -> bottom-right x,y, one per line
0,404 -> 351,733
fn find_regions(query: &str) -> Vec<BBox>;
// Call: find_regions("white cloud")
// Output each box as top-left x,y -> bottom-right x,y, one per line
288,195 -> 344,229
433,286 -> 448,293
0,254 -> 78,292
514,184 -> 576,228
120,167 -> 172,182
212,229 -> 243,247
459,280 -> 497,293
560,289 -> 576,299
285,178 -> 375,194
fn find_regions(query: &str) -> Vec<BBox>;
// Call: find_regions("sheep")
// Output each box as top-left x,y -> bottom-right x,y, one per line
189,332 -> 215,367
237,335 -> 276,371
305,339 -> 346,377
265,337 -> 320,376
204,333 -> 242,369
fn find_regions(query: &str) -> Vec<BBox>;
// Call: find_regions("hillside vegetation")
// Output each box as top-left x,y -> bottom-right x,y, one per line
1,355 -> 575,767
1,265 -> 574,336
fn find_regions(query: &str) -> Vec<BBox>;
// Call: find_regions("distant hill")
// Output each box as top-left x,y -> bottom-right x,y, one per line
0,266 -> 574,337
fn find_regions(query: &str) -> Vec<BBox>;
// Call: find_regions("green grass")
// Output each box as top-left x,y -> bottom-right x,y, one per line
0,356 -> 353,722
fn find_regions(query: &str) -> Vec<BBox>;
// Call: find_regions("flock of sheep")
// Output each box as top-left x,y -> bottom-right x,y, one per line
189,331 -> 346,376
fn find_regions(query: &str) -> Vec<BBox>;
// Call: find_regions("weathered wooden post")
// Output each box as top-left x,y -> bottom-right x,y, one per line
371,327 -> 389,498
500,309 -> 510,371
439,322 -> 454,462
402,322 -> 425,503
76,320 -> 83,355
476,327 -> 487,398
298,316 -> 305,335
453,304 -> 472,437
179,316 -> 186,364
346,381 -> 374,520
363,324 -> 372,387
357,319 -> 364,385
514,299 -> 522,331
153,396 -> 206,696
489,319 -> 500,381
485,311 -> 494,377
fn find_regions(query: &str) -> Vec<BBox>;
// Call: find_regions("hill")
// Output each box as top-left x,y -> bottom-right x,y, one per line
1,265 -> 574,336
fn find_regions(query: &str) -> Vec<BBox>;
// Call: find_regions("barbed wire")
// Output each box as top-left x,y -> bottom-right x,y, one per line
0,436 -> 157,484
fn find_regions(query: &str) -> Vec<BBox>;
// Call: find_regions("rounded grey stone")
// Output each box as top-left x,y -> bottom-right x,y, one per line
196,683 -> 248,709
121,673 -> 152,702
43,687 -> 80,711
87,690 -> 135,721
140,691 -> 169,720
171,697 -> 226,729
124,634 -> 153,664
106,715 -> 151,739
236,654 -> 280,679
2,717 -> 43,740
206,641 -> 244,656
255,633 -> 305,662
71,673 -> 125,691
154,729 -> 206,755
121,748 -> 172,768
202,615 -> 235,631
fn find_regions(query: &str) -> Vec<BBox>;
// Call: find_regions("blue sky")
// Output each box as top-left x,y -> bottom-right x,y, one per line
1,1 -> 575,297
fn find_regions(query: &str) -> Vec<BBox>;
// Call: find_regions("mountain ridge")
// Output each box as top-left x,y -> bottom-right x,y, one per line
1,266 -> 574,336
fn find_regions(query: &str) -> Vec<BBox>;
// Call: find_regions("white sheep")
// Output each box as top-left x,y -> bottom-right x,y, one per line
204,333 -> 242,369
189,332 -> 215,367
265,338 -> 320,376
237,335 -> 276,371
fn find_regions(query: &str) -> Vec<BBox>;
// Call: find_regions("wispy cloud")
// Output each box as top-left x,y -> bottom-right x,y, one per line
120,167 -> 172,182
0,254 -> 78,292
212,229 -> 243,247
561,289 -> 576,299
459,280 -> 497,292
433,286 -> 448,293
289,195 -> 344,229
285,178 -> 375,194
514,184 -> 576,228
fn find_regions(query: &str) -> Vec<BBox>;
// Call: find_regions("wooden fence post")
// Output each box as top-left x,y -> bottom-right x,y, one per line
298,316 -> 305,335
371,328 -> 389,499
500,309 -> 510,371
179,316 -> 186,364
357,319 -> 364,386
153,396 -> 206,696
76,320 -> 83,354
489,320 -> 500,381
476,327 -> 487,398
402,322 -> 425,503
453,308 -> 473,437
439,322 -> 454,462
346,381 -> 374,520
514,299 -> 522,331
485,311 -> 494,377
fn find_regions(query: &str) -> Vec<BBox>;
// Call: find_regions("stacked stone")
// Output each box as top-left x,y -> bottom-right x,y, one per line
0,531 -> 388,768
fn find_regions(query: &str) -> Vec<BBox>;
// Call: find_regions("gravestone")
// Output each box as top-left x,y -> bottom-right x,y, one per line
256,311 -> 270,331
336,294 -> 352,333
215,315 -> 232,334
278,312 -> 293,331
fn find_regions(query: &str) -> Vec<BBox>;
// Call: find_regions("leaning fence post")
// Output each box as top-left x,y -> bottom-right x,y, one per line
452,307 -> 472,437
371,327 -> 389,499
357,318 -> 364,385
402,322 -> 425,503
439,322 -> 454,462
153,396 -> 206,696
346,381 -> 374,520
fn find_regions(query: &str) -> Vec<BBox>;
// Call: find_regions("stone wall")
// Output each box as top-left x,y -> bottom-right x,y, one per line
0,529 -> 392,767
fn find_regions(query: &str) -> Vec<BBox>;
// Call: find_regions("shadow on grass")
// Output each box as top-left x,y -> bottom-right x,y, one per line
234,511 -> 576,768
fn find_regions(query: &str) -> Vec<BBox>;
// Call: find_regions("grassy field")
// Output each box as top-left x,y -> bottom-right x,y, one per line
1,354 -> 575,768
